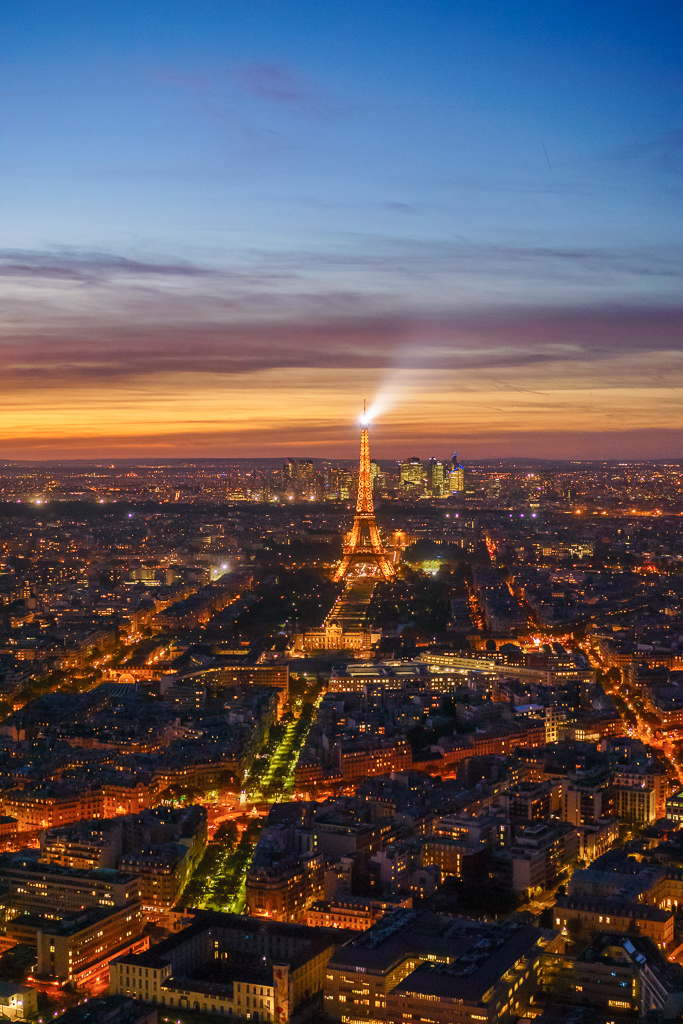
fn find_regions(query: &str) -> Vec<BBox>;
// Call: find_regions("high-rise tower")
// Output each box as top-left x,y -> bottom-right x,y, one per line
333,411 -> 395,581
449,452 -> 464,494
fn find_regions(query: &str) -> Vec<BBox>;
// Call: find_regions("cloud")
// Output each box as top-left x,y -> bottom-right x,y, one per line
1,245 -> 683,391
0,251 -> 211,282
149,66 -> 291,156
3,425 -> 681,462
232,63 -> 309,104
383,202 -> 417,213
150,70 -> 210,91
1,305 -> 682,385
2,371 -> 682,461
610,129 -> 683,174
4,238 -> 682,297
255,237 -> 683,288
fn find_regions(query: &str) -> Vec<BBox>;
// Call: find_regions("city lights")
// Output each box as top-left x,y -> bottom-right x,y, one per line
0,0 -> 679,1015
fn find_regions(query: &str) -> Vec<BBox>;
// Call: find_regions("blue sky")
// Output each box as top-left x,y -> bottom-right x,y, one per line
1,0 -> 682,457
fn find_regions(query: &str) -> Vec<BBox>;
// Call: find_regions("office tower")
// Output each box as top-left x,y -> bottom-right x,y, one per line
449,452 -> 465,493
400,457 -> 423,492
428,459 -> 445,497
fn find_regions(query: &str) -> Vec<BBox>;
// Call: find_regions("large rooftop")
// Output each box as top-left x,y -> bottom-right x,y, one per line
328,909 -> 547,982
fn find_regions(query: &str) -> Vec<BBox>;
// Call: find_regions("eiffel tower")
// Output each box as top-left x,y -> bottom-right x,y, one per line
333,409 -> 395,581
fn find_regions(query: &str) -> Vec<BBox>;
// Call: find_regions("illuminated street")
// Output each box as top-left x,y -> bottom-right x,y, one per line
188,690 -> 322,914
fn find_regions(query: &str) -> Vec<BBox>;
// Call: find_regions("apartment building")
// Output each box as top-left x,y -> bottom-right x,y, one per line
325,909 -> 558,1024
553,896 -> 674,949
31,901 -> 147,986
110,910 -> 341,1022
0,855 -> 140,914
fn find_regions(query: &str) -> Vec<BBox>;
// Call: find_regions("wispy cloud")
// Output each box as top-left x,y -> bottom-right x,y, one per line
232,63 -> 309,104
1,246 -> 682,389
1,305 -> 682,384
0,251 -> 211,282
609,129 -> 683,174
148,66 -> 291,156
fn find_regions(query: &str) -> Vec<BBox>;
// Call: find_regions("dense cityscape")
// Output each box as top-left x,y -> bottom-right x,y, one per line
0,426 -> 682,1024
4,0 -> 681,1023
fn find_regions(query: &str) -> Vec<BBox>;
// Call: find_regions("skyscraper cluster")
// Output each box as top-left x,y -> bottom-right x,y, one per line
400,453 -> 465,497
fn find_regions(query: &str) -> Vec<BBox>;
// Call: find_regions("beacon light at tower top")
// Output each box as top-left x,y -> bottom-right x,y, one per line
359,382 -> 398,426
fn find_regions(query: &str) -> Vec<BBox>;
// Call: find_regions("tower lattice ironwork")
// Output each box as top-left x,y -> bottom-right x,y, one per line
333,415 -> 395,581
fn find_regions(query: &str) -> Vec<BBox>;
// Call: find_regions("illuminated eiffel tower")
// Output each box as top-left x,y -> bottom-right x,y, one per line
333,408 -> 395,582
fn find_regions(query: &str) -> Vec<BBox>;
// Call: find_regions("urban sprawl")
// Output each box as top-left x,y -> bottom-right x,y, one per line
0,441 -> 683,1024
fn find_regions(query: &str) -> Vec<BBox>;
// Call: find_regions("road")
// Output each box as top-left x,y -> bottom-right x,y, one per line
602,675 -> 683,787
580,636 -> 683,793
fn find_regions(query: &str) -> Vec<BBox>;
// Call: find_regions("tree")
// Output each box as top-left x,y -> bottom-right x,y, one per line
214,820 -> 238,848
567,918 -> 587,946
242,819 -> 262,845
158,784 -> 184,806
181,785 -> 203,804
216,769 -> 238,792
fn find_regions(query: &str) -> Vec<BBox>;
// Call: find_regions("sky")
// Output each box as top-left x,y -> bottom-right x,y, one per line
1,0 -> 682,461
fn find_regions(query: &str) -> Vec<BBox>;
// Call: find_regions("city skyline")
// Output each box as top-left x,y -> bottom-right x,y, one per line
4,5 -> 683,1012
1,0 -> 682,459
